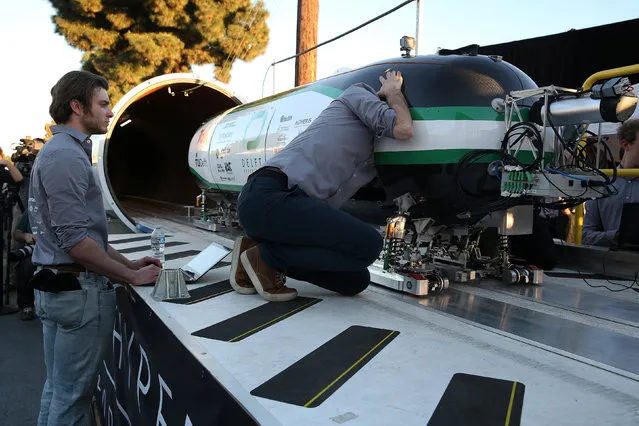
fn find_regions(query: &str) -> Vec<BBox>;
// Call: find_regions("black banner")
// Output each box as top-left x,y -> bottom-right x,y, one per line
95,287 -> 258,426
479,18 -> 639,88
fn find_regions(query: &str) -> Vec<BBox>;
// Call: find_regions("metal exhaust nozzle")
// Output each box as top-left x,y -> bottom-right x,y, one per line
150,268 -> 190,301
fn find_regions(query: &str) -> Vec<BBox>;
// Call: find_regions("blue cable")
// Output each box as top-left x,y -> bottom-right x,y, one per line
492,165 -> 501,180
545,167 -> 589,182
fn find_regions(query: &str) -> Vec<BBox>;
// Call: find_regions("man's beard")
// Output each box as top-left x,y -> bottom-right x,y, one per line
82,114 -> 106,135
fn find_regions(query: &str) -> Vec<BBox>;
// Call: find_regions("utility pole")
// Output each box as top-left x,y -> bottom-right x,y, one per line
295,0 -> 319,86
415,0 -> 422,55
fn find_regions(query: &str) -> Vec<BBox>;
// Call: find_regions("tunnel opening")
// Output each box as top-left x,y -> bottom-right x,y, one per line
103,78 -> 240,228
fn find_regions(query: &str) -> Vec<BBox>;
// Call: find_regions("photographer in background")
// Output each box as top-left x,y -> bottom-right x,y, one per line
12,137 -> 43,211
5,139 -> 35,299
0,156 -> 24,186
0,155 -> 23,282
11,210 -> 36,320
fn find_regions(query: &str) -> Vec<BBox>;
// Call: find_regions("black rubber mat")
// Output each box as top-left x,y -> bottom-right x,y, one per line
192,297 -> 321,342
118,241 -> 188,254
165,250 -> 201,261
165,280 -> 233,305
251,325 -> 399,407
427,373 -> 525,426
108,235 -> 150,244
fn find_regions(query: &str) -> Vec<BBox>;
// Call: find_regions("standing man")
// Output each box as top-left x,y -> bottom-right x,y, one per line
230,71 -> 413,301
30,70 -> 162,426
583,119 -> 639,246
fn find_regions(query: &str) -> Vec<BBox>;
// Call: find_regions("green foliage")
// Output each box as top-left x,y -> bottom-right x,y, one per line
49,0 -> 270,102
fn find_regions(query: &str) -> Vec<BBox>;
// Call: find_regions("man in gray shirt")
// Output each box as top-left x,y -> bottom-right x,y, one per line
230,71 -> 413,301
30,71 -> 161,426
583,119 -> 639,247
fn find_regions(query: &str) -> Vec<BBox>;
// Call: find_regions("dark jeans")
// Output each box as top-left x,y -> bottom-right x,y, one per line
237,174 -> 383,296
16,256 -> 36,309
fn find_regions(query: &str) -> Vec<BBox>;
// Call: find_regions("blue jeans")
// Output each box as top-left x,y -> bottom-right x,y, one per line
237,175 -> 383,295
34,271 -> 116,426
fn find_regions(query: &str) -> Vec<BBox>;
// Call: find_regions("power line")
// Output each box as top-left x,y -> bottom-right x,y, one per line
271,0 -> 416,67
261,0 -> 416,95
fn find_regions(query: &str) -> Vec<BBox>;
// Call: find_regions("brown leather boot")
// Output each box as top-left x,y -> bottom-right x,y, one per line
240,246 -> 298,302
229,236 -> 258,294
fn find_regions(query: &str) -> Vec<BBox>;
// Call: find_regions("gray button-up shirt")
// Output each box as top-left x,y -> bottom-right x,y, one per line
28,125 -> 108,265
266,83 -> 397,208
582,177 -> 639,246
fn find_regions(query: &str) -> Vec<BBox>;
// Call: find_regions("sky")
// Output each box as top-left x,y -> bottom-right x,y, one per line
0,0 -> 637,155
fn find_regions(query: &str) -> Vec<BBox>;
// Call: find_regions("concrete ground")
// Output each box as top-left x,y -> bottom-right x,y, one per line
0,301 -> 45,426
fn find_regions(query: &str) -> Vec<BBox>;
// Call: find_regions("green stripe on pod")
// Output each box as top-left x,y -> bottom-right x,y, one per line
189,167 -> 244,192
189,167 -> 208,183
410,107 -> 530,122
375,150 -> 552,165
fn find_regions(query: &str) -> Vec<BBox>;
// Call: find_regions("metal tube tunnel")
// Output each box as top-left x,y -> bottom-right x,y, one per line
94,73 -> 243,232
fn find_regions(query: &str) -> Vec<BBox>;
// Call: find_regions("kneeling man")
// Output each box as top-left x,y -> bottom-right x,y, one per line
230,71 -> 414,301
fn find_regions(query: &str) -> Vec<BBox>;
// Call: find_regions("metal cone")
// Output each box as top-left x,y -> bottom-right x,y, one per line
150,268 -> 190,301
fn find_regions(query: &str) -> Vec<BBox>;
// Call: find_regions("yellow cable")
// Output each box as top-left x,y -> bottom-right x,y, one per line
599,168 -> 639,177
582,64 -> 639,90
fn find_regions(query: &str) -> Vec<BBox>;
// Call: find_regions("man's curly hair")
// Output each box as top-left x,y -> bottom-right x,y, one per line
618,118 -> 639,144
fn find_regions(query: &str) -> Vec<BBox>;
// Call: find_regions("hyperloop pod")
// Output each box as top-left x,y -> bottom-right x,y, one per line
96,54 -> 637,232
188,53 -> 636,226
189,53 -> 543,228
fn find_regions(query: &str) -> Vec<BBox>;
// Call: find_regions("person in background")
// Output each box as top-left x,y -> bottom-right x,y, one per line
30,70 -> 162,426
583,119 -> 639,246
15,137 -> 45,210
0,156 -> 23,183
0,155 -> 23,277
12,210 -> 36,320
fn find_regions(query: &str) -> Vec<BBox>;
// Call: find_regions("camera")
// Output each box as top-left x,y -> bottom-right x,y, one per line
9,137 -> 43,210
9,244 -> 34,262
12,137 -> 43,174
13,155 -> 35,177
11,139 -> 40,179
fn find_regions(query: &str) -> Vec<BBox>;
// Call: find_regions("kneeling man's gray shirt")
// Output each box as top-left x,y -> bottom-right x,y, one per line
29,125 -> 108,266
266,83 -> 397,208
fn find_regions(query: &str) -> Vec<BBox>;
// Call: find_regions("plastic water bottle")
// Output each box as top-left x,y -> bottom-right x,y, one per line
150,226 -> 165,263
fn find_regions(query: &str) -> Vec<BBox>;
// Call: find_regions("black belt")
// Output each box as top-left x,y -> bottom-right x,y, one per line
41,263 -> 89,277
34,264 -> 111,293
248,166 -> 288,186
